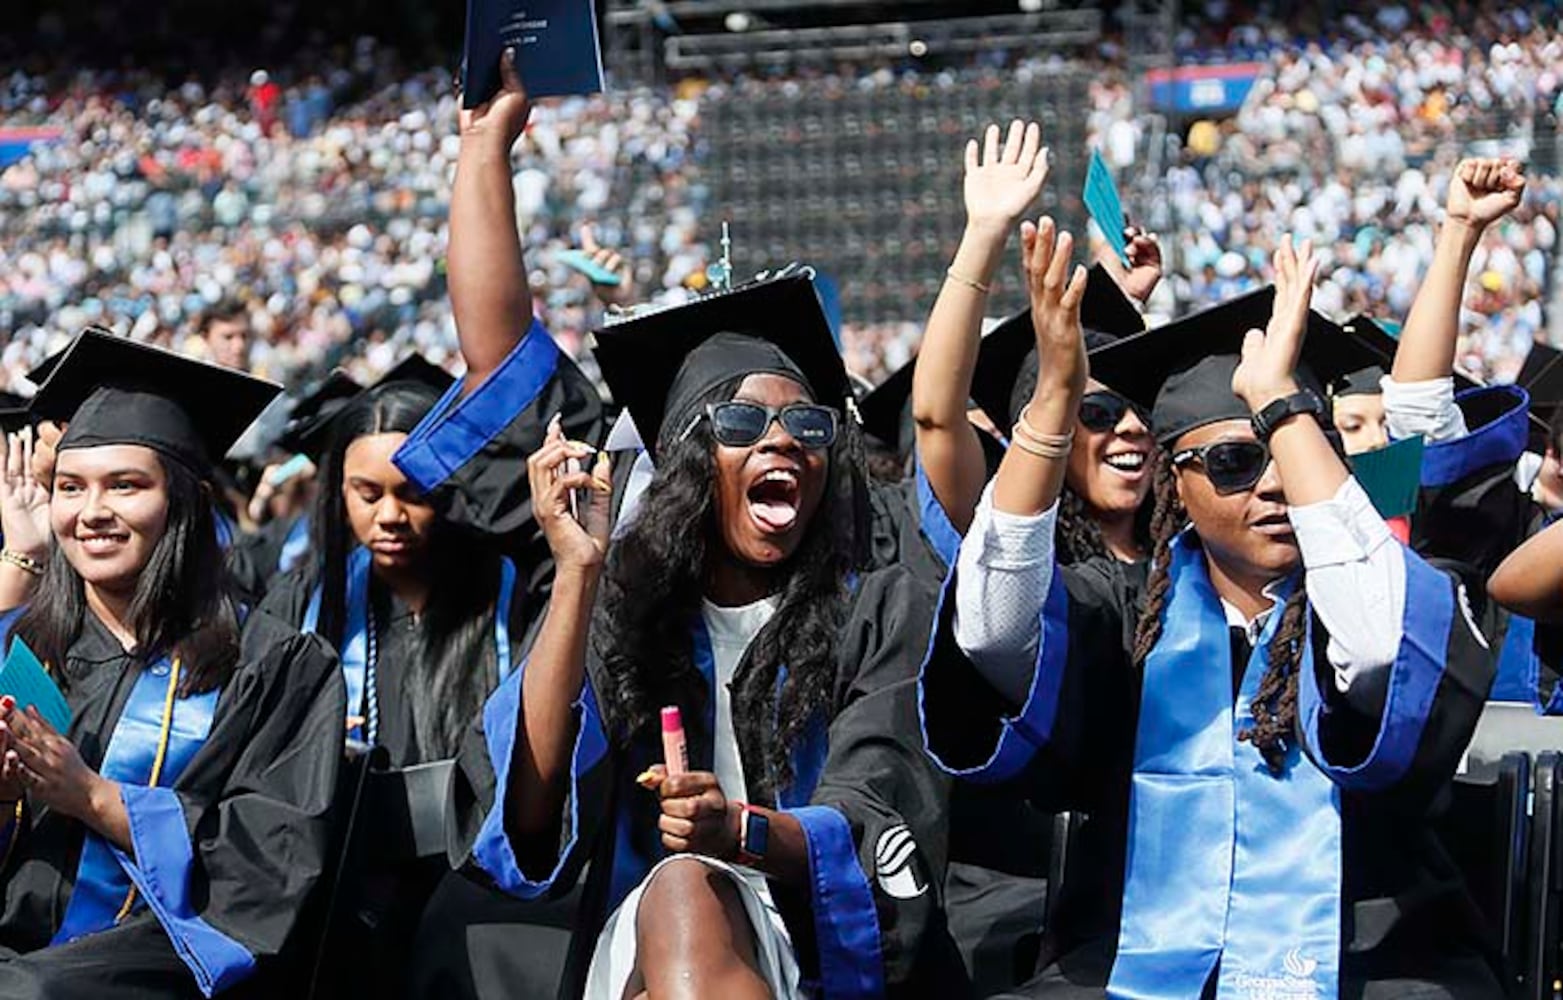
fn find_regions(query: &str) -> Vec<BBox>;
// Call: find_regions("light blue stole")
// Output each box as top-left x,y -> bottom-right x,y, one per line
53,656 -> 220,944
277,515 -> 311,575
1110,531 -> 1341,999
304,547 -> 518,744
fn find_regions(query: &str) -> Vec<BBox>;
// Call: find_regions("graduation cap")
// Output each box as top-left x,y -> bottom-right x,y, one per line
24,348 -> 64,389
1516,341 -> 1563,452
970,264 -> 1147,432
592,271 -> 852,457
858,359 -> 916,455
0,392 -> 32,434
276,369 -> 363,457
290,355 -> 455,458
31,327 -> 281,470
1089,287 -> 1385,446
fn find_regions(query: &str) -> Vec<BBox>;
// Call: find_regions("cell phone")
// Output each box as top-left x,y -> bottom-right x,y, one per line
558,249 -> 624,287
268,453 -> 312,487
566,449 -> 598,522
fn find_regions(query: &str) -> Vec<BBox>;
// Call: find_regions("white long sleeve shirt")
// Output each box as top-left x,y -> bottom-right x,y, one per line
952,476 -> 1407,706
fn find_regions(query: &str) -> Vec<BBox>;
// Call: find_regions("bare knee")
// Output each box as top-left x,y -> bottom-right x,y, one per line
634,858 -> 769,999
636,857 -> 746,951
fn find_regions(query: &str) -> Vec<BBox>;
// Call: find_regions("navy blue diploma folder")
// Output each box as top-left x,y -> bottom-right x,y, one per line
462,0 -> 606,108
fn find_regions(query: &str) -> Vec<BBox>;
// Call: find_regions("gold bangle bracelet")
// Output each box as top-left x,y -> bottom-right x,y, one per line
0,551 -> 43,577
945,268 -> 992,295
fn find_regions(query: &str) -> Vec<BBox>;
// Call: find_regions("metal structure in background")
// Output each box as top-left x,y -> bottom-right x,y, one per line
601,0 -> 1104,79
704,70 -> 1095,325
1120,0 -> 1180,307
602,0 -> 1108,326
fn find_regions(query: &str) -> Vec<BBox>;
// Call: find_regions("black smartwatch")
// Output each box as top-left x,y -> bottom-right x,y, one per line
735,803 -> 769,866
1251,390 -> 1324,442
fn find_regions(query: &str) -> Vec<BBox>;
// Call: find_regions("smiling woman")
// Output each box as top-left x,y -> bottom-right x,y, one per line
923,237 -> 1503,999
0,328 -> 344,1000
441,275 -> 963,999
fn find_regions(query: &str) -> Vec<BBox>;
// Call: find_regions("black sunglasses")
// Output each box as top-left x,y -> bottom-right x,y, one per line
1170,439 -> 1272,495
1078,391 -> 1148,434
682,400 -> 840,449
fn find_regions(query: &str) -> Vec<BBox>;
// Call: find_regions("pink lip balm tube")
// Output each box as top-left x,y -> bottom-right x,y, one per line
661,706 -> 688,776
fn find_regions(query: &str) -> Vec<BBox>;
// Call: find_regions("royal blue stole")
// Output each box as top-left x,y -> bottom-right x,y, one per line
304,547 -> 518,744
1110,532 -> 1341,999
53,656 -> 220,944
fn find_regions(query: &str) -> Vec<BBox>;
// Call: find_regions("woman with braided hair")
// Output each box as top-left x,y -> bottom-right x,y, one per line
921,224 -> 1500,998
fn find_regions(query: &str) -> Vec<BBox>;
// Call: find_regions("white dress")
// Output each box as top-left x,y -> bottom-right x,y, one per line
584,596 -> 803,999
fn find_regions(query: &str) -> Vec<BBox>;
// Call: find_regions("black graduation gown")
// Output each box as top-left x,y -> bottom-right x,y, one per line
260,558 -> 542,998
0,610 -> 344,999
921,543 -> 1498,997
390,319 -> 605,547
446,565 -> 968,999
258,561 -> 537,769
226,514 -> 310,606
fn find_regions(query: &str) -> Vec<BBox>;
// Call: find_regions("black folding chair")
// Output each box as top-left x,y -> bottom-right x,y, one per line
306,753 -> 454,999
1438,751 -> 1532,995
1528,752 -> 1563,1000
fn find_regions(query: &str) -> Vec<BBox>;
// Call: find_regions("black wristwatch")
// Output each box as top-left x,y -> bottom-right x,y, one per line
735,802 -> 769,866
1251,390 -> 1324,442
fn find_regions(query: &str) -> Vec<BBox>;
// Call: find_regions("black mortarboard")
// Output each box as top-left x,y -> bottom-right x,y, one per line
291,355 -> 454,457
276,369 -> 362,457
970,264 -> 1146,432
859,359 -> 916,455
592,272 -> 852,456
1331,365 -> 1386,398
1332,316 -> 1391,398
25,348 -> 64,389
32,327 -> 280,470
1517,341 -> 1563,452
1090,288 -> 1385,446
1518,342 -> 1563,421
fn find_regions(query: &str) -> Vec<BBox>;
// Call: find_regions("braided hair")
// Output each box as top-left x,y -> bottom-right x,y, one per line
1130,450 -> 1309,774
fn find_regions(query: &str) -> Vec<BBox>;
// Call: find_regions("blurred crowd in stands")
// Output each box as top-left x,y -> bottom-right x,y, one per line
1,1 -> 1561,395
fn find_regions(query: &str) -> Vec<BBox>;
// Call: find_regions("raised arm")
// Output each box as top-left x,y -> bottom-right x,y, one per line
1391,157 -> 1524,386
451,49 -> 538,392
507,417 -> 612,838
989,219 -> 1089,517
948,219 -> 1088,701
912,121 -> 1048,532
0,429 -> 51,612
1233,238 -> 1347,506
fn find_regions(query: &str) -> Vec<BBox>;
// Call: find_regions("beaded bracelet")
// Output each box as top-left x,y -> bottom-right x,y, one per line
0,550 -> 43,577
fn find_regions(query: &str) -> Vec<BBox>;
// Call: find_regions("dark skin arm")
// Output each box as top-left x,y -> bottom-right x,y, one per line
640,766 -> 810,887
506,418 -> 612,839
451,49 -> 536,394
1489,519 -> 1563,624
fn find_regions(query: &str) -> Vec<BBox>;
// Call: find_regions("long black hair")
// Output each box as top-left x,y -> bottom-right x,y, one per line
1130,450 -> 1308,773
591,376 -> 869,790
1055,484 -> 1153,566
308,380 -> 502,758
16,452 -> 241,695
